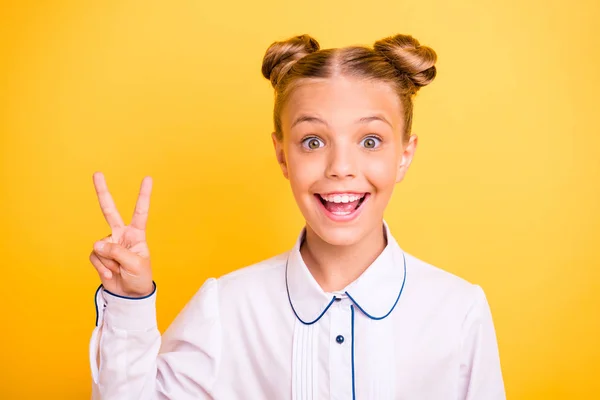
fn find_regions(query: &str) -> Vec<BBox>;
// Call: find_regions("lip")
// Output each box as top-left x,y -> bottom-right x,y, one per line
314,193 -> 370,222
318,191 -> 367,197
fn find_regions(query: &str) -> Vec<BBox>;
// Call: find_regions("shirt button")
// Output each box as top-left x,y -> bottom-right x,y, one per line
336,335 -> 345,344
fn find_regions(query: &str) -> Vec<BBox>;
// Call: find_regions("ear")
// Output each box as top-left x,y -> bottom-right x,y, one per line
271,132 -> 289,179
396,134 -> 418,183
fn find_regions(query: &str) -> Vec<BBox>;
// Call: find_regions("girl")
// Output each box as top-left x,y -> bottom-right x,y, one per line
89,33 -> 505,399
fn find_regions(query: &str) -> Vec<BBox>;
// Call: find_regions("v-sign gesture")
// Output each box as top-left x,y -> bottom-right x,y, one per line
89,172 -> 155,297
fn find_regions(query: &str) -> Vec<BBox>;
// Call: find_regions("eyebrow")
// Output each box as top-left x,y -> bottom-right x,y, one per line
290,114 -> 393,129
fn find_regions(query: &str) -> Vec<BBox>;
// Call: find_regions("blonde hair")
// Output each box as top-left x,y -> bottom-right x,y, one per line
261,34 -> 437,141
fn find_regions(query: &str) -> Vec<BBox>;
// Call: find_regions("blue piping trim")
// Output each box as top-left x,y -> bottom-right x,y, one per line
351,304 -> 356,400
345,252 -> 407,320
285,258 -> 336,325
94,283 -> 102,327
102,281 -> 157,300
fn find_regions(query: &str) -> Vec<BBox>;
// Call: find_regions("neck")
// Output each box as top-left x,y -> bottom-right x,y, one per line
300,222 -> 387,293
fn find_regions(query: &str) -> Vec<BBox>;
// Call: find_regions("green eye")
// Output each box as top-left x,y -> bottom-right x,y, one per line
302,137 -> 324,150
361,136 -> 381,149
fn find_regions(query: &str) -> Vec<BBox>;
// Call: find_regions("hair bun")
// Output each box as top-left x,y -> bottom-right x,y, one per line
261,34 -> 320,88
374,34 -> 437,90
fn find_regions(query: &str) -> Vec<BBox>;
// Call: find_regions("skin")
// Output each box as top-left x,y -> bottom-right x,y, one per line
90,172 -> 154,297
89,76 -> 417,297
273,75 -> 417,292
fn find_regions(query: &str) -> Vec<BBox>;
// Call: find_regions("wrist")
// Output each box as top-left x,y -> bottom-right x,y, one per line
103,281 -> 156,300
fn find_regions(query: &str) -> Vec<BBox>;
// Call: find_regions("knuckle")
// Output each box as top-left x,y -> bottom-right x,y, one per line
89,256 -> 101,271
89,253 -> 101,266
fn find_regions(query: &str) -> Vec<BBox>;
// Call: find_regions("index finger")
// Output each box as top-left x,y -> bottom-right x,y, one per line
130,176 -> 153,230
93,172 -> 125,230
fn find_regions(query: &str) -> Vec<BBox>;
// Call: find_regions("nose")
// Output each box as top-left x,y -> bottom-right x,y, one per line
325,143 -> 356,179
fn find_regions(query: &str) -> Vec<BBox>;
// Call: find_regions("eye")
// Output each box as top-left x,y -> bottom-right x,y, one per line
361,136 -> 382,149
302,137 -> 325,150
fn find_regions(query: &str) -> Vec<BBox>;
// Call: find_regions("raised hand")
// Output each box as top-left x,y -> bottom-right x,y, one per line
89,172 -> 155,297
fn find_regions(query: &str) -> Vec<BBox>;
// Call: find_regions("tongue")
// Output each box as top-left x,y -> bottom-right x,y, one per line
324,199 -> 360,213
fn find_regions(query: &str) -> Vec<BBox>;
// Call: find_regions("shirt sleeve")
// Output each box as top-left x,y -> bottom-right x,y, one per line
457,285 -> 506,400
89,278 -> 222,399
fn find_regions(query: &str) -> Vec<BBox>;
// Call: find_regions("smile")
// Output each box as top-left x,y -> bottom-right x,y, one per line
314,192 -> 370,221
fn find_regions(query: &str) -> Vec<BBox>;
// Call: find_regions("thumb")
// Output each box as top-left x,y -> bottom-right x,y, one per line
94,241 -> 140,269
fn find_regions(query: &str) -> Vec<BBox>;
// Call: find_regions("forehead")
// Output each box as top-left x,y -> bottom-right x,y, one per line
281,76 -> 403,131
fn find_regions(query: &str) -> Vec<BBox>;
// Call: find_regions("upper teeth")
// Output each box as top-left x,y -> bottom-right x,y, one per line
320,193 -> 365,203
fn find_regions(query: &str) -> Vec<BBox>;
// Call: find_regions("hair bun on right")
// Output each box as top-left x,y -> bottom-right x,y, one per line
374,34 -> 437,89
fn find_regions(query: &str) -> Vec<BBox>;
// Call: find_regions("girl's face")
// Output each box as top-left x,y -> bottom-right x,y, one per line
273,76 -> 417,247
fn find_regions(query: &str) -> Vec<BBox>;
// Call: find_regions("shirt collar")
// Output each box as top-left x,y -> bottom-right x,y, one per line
285,221 -> 407,325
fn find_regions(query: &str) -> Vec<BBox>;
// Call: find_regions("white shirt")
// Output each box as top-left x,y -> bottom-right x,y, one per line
90,222 -> 505,399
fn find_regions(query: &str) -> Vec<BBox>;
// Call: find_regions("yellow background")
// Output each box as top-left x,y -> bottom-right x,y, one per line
1,0 -> 598,398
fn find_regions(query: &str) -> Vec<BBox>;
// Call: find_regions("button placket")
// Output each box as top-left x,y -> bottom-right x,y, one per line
328,301 -> 353,400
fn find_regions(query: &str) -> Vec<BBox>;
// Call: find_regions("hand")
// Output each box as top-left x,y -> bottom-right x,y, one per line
89,172 -> 155,297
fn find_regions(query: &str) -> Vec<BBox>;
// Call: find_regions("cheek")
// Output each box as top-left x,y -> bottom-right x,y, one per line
287,152 -> 323,192
364,156 -> 398,190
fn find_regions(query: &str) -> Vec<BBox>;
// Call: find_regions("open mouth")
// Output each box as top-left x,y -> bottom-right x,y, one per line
314,192 -> 369,219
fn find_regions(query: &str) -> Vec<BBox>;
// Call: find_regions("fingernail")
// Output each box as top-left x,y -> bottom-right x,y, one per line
104,270 -> 112,279
94,242 -> 105,251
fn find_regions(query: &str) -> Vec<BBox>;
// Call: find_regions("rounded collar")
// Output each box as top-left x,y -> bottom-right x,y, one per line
285,221 -> 407,324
